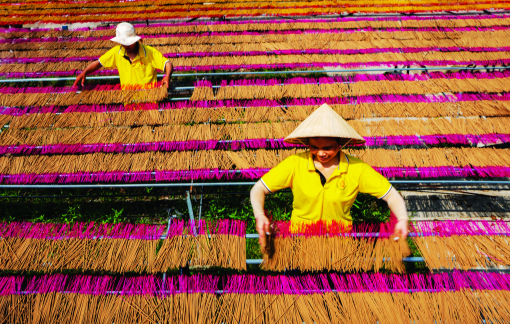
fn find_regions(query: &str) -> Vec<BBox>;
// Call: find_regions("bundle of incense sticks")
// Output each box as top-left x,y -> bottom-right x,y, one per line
3,0 -> 506,17
3,2 -> 509,25
2,117 -> 507,151
4,95 -> 510,128
0,133 -> 509,155
219,272 -> 510,324
194,72 -> 510,101
261,218 -> 411,273
4,27 -> 509,55
6,51 -> 510,76
0,219 -> 246,272
2,272 -> 510,324
3,14 -> 510,39
0,147 -> 509,181
154,219 -> 247,271
6,44 -> 510,67
412,220 -> 510,270
1,18 -> 509,49
0,274 -> 219,324
0,83 -> 167,107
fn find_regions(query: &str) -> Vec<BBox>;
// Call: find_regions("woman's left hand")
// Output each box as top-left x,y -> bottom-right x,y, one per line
162,76 -> 170,88
393,219 -> 409,240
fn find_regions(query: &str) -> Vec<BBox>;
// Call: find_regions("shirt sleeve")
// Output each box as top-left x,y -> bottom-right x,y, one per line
98,46 -> 118,69
358,163 -> 392,199
149,47 -> 169,71
260,155 -> 296,193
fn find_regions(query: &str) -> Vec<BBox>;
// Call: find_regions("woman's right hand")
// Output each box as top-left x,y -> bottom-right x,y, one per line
73,72 -> 86,88
255,214 -> 270,248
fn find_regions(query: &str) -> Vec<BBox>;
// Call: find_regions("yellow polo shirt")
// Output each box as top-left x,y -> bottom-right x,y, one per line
98,42 -> 169,86
261,151 -> 392,227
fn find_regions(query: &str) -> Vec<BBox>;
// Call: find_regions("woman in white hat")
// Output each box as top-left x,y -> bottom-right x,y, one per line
250,103 -> 409,246
73,22 -> 172,88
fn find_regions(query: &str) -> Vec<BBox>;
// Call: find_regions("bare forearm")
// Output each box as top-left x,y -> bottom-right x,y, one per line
250,181 -> 267,219
82,60 -> 102,76
383,187 -> 408,221
164,61 -> 173,79
251,180 -> 271,246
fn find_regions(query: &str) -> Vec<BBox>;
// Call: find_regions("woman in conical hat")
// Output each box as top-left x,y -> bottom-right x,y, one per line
250,103 -> 408,246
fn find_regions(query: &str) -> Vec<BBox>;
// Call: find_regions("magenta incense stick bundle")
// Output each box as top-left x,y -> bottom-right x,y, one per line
2,272 -> 510,324
0,83 -> 167,107
412,220 -> 510,269
0,220 -> 246,273
262,218 -> 410,273
0,274 -> 218,324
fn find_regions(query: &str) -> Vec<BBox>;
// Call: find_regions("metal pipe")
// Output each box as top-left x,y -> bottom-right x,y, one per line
246,257 -> 425,264
2,66 -> 509,83
0,180 -> 508,189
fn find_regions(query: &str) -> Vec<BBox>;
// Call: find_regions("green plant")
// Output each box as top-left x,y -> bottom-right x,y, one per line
61,206 -> 82,224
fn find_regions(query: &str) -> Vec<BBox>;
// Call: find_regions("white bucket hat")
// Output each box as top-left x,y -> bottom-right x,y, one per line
284,103 -> 366,145
110,22 -> 141,46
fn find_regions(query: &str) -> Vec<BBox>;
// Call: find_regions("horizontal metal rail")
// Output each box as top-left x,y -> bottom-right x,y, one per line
2,66 -> 510,83
0,180 -> 508,189
245,257 -> 425,264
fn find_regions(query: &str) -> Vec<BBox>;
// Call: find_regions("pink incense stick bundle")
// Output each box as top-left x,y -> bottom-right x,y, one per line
262,216 -> 410,273
412,220 -> 510,269
0,82 -> 167,107
154,219 -> 247,271
2,272 -> 508,324
0,274 -> 218,324
0,220 -> 246,273
0,222 -> 165,273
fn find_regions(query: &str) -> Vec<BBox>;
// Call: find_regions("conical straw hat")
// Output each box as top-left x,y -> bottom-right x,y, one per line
284,103 -> 365,145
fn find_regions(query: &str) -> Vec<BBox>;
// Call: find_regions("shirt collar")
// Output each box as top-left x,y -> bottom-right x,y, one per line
307,151 -> 349,174
118,42 -> 145,59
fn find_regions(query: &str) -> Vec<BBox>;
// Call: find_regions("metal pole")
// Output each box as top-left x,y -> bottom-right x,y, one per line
186,191 -> 198,236
2,66 -> 509,83
246,257 -> 425,264
0,180 -> 508,189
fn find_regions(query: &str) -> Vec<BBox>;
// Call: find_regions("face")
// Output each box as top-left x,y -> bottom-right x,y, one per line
309,137 -> 340,164
123,42 -> 138,53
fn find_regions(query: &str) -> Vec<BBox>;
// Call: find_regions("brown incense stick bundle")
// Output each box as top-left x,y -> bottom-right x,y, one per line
412,221 -> 510,270
4,273 -> 510,324
0,220 -> 247,273
0,235 -> 160,273
5,16 -> 510,40
5,32 -> 510,61
2,3 -> 509,25
0,86 -> 167,107
3,0 -> 505,21
414,235 -> 510,269
201,77 -> 510,101
3,28 -> 508,52
0,147 -> 508,176
153,235 -> 194,271
6,100 -> 510,130
261,221 -> 410,273
5,50 -> 510,74
261,235 -> 410,272
3,117 -> 508,147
